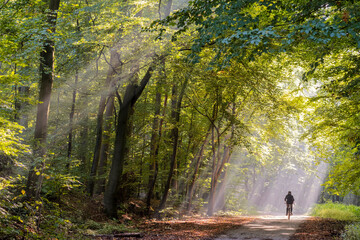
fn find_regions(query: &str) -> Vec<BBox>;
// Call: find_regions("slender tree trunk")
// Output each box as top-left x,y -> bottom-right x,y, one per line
207,126 -> 217,216
15,86 -> 30,127
87,50 -> 121,196
79,114 -> 89,169
214,146 -> 230,212
146,58 -> 167,213
217,169 -> 228,211
95,92 -> 115,195
67,72 -> 78,169
104,65 -> 154,218
26,0 -> 61,199
87,93 -> 106,195
146,89 -> 162,212
186,128 -> 211,212
207,136 -> 233,215
156,77 -> 188,214
207,103 -> 235,215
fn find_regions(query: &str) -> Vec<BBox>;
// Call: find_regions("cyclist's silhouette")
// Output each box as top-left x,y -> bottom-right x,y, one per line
284,191 -> 295,216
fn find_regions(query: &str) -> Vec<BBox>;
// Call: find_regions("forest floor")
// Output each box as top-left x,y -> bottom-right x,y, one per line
97,215 -> 348,240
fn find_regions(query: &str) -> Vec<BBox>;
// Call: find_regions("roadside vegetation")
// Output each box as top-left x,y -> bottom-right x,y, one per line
311,202 -> 360,240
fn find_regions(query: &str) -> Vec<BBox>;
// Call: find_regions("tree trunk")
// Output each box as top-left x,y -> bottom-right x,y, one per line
186,128 -> 211,212
87,50 -> 121,196
104,65 -> 154,218
164,0 -> 172,18
207,126 -> 217,216
207,101 -> 236,216
15,86 -> 30,127
79,114 -> 89,169
26,0 -> 61,200
146,58 -> 169,213
95,92 -> 115,195
214,146 -> 230,212
156,77 -> 188,214
146,89 -> 162,212
67,72 -> 78,169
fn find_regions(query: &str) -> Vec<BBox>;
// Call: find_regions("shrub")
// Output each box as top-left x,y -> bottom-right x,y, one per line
97,222 -> 131,234
342,223 -> 360,240
311,202 -> 360,221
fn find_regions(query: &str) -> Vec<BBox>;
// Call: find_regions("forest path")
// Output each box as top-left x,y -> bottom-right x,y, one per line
213,215 -> 309,240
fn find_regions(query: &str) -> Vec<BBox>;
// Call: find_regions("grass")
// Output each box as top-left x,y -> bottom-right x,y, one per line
311,202 -> 360,240
311,202 -> 360,221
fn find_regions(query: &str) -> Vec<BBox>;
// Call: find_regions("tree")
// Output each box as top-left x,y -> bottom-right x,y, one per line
104,63 -> 155,218
87,49 -> 121,196
26,0 -> 61,199
156,74 -> 188,214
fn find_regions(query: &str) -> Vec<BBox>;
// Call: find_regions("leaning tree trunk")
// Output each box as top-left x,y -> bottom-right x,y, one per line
104,65 -> 154,218
26,0 -> 61,199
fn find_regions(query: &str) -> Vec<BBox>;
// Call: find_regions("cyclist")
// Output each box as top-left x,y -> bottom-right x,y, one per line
284,191 -> 295,216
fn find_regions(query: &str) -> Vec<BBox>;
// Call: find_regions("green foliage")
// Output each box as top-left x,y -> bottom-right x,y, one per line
311,202 -> 360,221
42,171 -> 82,200
342,223 -> 360,240
303,48 -> 360,195
0,118 -> 28,157
152,0 -> 360,66
0,0 -> 359,231
82,219 -> 136,235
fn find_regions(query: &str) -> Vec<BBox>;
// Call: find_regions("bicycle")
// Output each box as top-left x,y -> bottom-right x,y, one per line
286,203 -> 293,220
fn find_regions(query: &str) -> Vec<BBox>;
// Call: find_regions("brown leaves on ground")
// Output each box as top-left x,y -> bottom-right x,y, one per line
136,216 -> 254,240
290,217 -> 348,240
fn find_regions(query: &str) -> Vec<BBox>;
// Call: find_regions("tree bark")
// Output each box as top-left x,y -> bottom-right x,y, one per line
207,103 -> 236,215
164,0 -> 172,18
67,72 -> 78,169
146,90 -> 162,212
186,128 -> 211,212
79,114 -> 89,169
207,126 -> 217,216
95,91 -> 115,195
26,0 -> 61,199
214,146 -> 230,212
87,50 -> 121,196
104,65 -> 154,218
146,58 -> 167,213
156,77 -> 188,214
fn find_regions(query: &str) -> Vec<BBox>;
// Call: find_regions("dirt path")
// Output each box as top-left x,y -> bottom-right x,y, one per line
213,215 -> 310,240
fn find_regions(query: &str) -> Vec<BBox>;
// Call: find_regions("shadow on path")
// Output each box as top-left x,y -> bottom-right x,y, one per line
214,215 -> 309,240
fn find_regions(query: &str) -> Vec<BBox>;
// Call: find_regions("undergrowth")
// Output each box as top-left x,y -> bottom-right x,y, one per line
0,176 -> 139,239
311,202 -> 360,240
342,223 -> 360,240
311,202 -> 360,221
